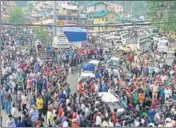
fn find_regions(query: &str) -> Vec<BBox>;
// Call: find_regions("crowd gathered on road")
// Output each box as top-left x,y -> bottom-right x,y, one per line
0,26 -> 176,127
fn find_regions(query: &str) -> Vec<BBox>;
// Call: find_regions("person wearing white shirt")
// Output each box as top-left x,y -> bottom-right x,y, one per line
95,113 -> 102,126
84,105 -> 90,117
6,115 -> 16,127
11,104 -> 19,121
62,120 -> 68,127
94,82 -> 99,92
109,118 -> 114,127
164,87 -> 172,101
21,93 -> 28,112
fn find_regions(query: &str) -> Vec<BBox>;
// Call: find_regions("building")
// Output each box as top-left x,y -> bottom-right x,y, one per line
1,1 -> 16,22
116,15 -> 132,23
57,4 -> 80,25
107,3 -> 123,15
92,11 -> 118,32
86,1 -> 108,13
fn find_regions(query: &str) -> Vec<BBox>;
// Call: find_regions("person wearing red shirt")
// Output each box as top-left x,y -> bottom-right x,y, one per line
174,64 -> 176,72
58,104 -> 65,117
90,81 -> 95,92
77,81 -> 84,102
111,110 -> 118,124
128,55 -> 133,63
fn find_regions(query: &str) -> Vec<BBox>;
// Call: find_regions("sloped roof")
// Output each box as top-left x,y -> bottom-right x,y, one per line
92,11 -> 117,18
87,1 -> 106,7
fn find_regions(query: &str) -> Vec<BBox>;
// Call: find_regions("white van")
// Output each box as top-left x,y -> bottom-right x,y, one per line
97,92 -> 125,114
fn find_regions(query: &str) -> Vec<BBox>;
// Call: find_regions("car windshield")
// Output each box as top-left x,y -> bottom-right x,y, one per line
108,102 -> 121,110
108,59 -> 120,67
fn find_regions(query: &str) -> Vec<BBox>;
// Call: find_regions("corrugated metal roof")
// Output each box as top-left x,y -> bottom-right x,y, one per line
92,11 -> 109,18
92,11 -> 116,18
87,1 -> 101,6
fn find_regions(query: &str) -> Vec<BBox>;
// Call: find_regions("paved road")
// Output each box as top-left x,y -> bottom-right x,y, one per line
1,71 -> 78,127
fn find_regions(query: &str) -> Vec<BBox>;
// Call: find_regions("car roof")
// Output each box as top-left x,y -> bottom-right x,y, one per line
110,57 -> 120,61
97,92 -> 119,103
88,60 -> 100,65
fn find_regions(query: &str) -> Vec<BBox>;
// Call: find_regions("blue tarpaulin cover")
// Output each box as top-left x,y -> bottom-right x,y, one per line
62,27 -> 87,43
82,64 -> 95,71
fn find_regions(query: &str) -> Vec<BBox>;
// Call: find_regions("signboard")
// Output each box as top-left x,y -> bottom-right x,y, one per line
57,21 -> 64,27
138,16 -> 145,22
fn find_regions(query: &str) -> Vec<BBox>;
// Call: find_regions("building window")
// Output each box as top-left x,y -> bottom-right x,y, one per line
102,18 -> 104,21
105,17 -> 108,21
105,27 -> 107,29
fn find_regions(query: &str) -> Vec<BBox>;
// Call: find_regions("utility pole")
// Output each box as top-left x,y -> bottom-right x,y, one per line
131,1 -> 133,22
53,1 -> 57,36
124,1 -> 127,16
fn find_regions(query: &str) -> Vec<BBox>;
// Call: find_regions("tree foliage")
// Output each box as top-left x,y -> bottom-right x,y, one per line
34,27 -> 50,44
7,7 -> 26,24
26,2 -> 34,11
147,1 -> 176,32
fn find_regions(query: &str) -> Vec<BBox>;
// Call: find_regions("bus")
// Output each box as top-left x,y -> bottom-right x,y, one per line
137,34 -> 154,53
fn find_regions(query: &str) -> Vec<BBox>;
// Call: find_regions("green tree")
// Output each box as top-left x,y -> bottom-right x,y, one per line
7,7 -> 26,24
147,1 -> 176,32
26,2 -> 34,11
34,27 -> 50,44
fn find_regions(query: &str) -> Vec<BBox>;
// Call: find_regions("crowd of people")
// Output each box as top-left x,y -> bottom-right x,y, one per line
0,26 -> 176,127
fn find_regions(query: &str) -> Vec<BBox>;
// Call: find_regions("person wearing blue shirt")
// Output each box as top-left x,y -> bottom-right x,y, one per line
59,90 -> 66,102
99,66 -> 104,76
34,62 -> 40,74
45,44 -> 51,53
29,105 -> 39,124
102,82 -> 109,92
159,86 -> 165,99
95,72 -> 100,79
147,108 -> 157,123
16,116 -> 25,127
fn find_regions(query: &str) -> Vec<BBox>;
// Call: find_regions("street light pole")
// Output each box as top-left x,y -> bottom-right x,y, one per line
124,1 -> 127,16
131,1 -> 133,22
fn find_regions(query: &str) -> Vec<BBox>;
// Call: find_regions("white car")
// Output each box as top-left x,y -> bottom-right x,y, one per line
107,57 -> 121,79
77,71 -> 95,83
97,92 -> 125,114
157,40 -> 169,53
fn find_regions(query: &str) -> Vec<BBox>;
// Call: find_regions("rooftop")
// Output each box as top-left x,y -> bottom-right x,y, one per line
92,11 -> 116,18
87,1 -> 107,7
